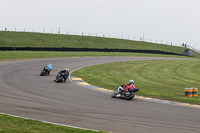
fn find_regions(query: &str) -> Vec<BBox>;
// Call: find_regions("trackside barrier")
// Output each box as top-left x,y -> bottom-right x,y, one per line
192,88 -> 198,97
0,47 -> 186,56
185,88 -> 192,97
185,88 -> 198,97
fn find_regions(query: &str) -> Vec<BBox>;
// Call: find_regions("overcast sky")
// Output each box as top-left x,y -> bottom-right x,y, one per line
1,0 -> 200,50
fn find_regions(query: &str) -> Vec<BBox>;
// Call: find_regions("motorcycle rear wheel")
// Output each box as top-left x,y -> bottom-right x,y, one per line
125,92 -> 135,100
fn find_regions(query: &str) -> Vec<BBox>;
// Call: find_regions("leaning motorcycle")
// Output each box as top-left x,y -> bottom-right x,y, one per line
40,68 -> 50,76
111,85 -> 139,100
54,69 -> 69,83
54,73 -> 65,83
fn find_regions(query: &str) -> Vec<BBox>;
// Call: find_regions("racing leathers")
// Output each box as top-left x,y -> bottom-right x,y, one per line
44,64 -> 52,75
59,70 -> 69,82
124,83 -> 135,91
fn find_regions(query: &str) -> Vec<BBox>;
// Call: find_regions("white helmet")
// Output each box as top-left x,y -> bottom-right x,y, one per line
129,79 -> 134,84
65,68 -> 69,71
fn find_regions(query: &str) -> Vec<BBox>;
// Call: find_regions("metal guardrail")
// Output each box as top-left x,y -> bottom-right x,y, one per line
0,29 -> 185,47
187,45 -> 200,53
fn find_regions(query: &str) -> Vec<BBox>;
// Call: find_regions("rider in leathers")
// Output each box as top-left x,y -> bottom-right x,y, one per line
44,64 -> 52,75
124,79 -> 135,91
118,80 -> 136,93
58,68 -> 69,82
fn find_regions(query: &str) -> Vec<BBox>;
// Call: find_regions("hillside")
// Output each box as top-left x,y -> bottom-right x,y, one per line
0,31 -> 198,57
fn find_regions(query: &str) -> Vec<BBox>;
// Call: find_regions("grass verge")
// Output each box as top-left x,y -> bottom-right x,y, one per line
0,51 -> 192,62
72,59 -> 200,104
0,114 -> 105,133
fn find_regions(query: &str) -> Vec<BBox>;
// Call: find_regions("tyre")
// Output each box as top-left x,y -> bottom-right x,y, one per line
40,71 -> 45,76
125,92 -> 135,100
57,77 -> 63,82
40,69 -> 48,76
111,92 -> 117,98
55,74 -> 63,83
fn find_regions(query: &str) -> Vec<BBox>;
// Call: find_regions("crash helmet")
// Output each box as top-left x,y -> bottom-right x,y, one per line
65,68 -> 69,71
129,79 -> 134,84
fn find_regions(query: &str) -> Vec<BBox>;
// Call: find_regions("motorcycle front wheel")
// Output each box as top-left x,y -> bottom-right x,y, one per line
111,92 -> 117,98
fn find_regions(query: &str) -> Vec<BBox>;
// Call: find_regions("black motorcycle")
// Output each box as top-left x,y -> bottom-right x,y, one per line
111,85 -> 139,100
54,69 -> 69,83
40,67 -> 50,76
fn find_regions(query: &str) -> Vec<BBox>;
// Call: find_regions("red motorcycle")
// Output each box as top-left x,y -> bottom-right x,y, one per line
111,85 -> 139,100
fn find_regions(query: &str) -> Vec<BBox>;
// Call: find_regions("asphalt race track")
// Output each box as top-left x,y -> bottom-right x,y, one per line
0,57 -> 200,133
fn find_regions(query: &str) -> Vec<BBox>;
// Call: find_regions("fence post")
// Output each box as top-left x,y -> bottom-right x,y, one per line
58,27 -> 60,34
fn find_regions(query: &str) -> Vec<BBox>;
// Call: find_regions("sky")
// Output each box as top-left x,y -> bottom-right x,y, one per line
1,0 -> 200,50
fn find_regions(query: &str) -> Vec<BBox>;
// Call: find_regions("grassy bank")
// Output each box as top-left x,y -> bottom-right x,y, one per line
72,59 -> 200,104
0,114 -> 105,133
0,31 -> 193,56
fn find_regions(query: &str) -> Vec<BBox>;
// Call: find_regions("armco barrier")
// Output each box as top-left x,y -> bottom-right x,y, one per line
0,47 -> 186,56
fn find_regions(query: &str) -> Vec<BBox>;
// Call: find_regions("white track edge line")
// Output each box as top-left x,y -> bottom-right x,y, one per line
0,112 -> 99,132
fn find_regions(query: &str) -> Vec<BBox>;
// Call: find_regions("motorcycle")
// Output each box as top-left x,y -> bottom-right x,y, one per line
40,67 -> 50,76
54,69 -> 69,83
111,85 -> 139,100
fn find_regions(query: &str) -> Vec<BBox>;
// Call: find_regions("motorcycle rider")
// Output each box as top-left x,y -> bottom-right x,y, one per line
112,79 -> 139,100
58,68 -> 69,82
119,79 -> 135,92
124,79 -> 135,91
44,63 -> 52,75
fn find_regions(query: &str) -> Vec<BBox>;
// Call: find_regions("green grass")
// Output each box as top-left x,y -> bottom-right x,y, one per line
0,114 -> 106,133
0,51 -> 192,62
72,59 -> 200,104
1,31 -> 198,57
